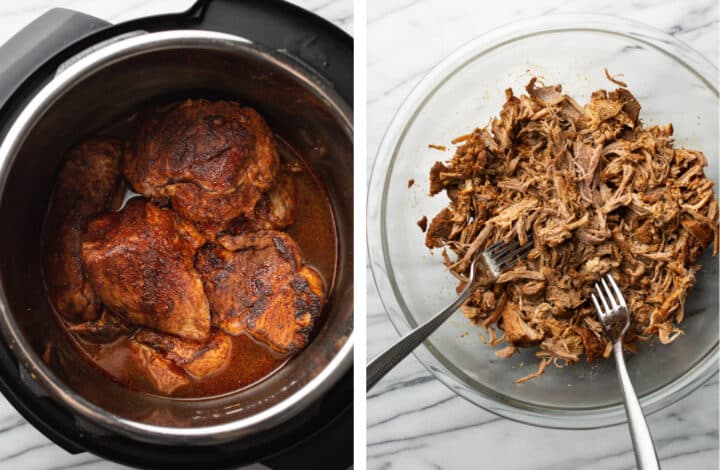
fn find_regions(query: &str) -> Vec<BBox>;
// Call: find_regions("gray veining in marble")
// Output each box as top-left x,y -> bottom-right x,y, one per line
0,1 -> 351,469
367,0 -> 718,469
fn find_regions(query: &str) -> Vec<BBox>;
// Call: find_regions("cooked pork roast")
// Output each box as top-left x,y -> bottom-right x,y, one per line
426,77 -> 719,381
43,100 -> 328,396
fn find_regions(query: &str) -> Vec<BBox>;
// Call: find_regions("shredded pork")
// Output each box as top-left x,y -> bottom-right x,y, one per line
425,77 -> 719,382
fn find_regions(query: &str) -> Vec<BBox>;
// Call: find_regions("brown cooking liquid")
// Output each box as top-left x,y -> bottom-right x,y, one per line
46,123 -> 337,398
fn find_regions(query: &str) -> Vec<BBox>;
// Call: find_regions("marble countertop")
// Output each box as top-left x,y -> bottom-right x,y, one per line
0,1 -> 350,469
367,1 -> 718,469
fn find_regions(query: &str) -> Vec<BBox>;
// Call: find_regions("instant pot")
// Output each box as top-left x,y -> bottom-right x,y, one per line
0,1 -> 353,468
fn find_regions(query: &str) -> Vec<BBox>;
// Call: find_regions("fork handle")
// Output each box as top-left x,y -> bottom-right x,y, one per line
366,288 -> 472,391
613,341 -> 660,470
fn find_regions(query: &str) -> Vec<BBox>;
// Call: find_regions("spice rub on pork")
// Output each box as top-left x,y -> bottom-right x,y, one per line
43,99 -> 330,397
425,77 -> 719,382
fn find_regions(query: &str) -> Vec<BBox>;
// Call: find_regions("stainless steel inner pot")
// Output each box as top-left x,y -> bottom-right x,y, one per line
0,30 -> 353,445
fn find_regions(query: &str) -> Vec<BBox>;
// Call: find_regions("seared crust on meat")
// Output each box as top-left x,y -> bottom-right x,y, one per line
577,326 -> 605,363
129,342 -> 190,395
44,138 -> 124,322
681,218 -> 714,248
68,310 -> 133,343
230,170 -> 298,234
81,199 -> 211,341
132,329 -> 231,379
195,231 -> 324,354
425,207 -> 454,248
501,302 -> 543,347
123,99 -> 279,225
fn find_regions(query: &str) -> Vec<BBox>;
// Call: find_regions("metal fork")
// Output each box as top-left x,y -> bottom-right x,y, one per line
591,274 -> 660,470
367,236 -> 533,391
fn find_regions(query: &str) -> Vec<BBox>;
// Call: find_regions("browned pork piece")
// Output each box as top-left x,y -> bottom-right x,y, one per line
122,99 -> 280,226
227,170 -> 298,234
71,303 -> 232,396
426,77 -> 719,382
195,230 -> 324,354
43,138 -> 125,322
128,341 -> 190,394
247,170 -> 298,230
67,310 -> 133,343
81,199 -> 211,341
132,329 -> 232,379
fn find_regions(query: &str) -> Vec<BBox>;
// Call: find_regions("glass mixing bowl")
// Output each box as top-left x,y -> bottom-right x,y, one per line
368,14 -> 719,428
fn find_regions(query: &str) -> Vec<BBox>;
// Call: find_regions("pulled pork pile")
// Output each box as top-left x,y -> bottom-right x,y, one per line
425,77 -> 719,382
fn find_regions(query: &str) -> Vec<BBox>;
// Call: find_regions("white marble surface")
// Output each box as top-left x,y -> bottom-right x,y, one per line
367,1 -> 719,469
0,1 -> 351,469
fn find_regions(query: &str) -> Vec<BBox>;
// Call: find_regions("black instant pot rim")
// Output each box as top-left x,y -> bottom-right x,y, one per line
0,1 -> 353,468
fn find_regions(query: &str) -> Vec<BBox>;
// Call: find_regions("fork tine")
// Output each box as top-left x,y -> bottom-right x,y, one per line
594,283 -> 610,312
495,240 -> 534,266
606,274 -> 627,308
499,257 -> 519,271
486,240 -> 504,253
492,239 -> 519,258
601,277 -> 619,309
590,293 -> 604,316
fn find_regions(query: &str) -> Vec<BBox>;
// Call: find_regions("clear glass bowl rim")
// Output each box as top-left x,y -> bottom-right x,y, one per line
367,13 -> 719,429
